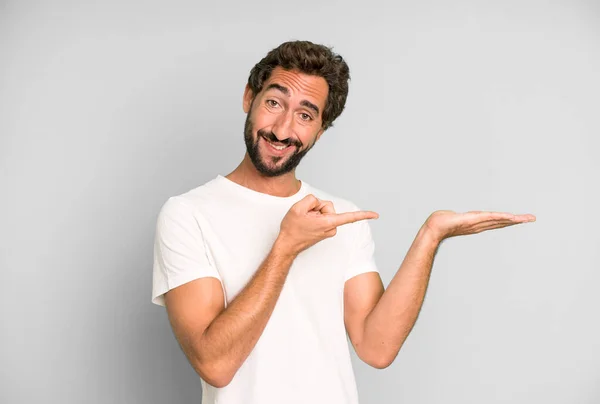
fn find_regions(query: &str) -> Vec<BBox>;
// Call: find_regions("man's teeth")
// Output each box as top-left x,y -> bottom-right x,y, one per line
266,139 -> 288,150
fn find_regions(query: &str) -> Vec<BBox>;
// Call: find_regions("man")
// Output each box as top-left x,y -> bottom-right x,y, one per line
151,40 -> 535,403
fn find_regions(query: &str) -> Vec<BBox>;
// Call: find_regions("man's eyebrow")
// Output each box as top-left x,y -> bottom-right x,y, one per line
266,83 -> 289,96
265,83 -> 321,116
300,100 -> 320,116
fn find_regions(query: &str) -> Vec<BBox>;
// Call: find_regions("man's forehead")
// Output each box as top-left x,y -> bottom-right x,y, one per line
263,67 -> 328,107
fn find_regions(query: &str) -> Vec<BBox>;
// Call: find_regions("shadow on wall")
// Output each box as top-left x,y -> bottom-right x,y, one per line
94,78 -> 231,401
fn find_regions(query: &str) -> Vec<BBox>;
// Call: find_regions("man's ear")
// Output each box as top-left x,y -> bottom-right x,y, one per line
243,84 -> 254,113
315,127 -> 325,142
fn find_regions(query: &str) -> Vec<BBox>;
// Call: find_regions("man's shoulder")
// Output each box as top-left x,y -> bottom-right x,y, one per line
159,176 -> 223,215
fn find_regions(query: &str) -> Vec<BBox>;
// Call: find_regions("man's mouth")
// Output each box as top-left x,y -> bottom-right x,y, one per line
262,136 -> 295,153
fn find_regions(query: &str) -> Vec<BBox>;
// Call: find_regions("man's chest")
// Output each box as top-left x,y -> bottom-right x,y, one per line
198,208 -> 353,304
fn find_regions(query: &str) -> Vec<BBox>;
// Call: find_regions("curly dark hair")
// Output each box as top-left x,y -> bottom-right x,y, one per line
247,40 -> 350,130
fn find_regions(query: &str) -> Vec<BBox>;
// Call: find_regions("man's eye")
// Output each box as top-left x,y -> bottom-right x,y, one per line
267,100 -> 279,107
300,113 -> 312,121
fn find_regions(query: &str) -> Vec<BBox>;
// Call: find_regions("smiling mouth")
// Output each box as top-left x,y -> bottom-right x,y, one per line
262,136 -> 294,152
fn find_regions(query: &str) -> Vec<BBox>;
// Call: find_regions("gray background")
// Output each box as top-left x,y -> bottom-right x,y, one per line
1,0 -> 599,403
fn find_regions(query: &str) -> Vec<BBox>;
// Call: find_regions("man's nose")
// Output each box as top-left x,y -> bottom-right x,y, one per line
271,111 -> 294,141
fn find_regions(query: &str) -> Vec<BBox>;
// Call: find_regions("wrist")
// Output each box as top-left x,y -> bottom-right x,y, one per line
273,235 -> 299,260
420,221 -> 444,246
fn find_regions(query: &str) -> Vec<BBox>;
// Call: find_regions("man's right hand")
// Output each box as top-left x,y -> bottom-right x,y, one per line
277,194 -> 379,257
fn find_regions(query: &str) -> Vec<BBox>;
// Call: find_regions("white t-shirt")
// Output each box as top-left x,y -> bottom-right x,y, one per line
152,174 -> 379,404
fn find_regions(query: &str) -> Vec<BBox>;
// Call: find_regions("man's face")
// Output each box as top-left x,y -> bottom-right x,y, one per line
242,67 -> 328,177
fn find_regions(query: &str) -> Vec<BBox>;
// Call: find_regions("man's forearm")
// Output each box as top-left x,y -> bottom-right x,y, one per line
362,225 -> 441,367
196,237 -> 296,385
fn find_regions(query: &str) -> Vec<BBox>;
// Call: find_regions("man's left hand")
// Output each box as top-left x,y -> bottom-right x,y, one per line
424,210 -> 536,243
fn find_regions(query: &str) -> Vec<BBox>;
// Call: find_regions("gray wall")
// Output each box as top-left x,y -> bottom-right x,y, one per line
1,1 -> 599,403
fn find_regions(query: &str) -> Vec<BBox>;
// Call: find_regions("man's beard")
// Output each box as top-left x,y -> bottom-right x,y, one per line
243,113 -> 315,178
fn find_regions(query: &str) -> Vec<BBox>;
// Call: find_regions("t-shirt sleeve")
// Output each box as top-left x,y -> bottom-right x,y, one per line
151,196 -> 223,307
344,206 -> 379,282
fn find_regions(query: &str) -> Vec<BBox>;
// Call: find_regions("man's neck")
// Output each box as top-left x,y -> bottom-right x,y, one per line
225,156 -> 301,198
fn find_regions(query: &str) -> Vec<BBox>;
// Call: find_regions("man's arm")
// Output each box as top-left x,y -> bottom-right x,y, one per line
165,238 -> 295,388
344,210 -> 535,368
344,225 -> 439,369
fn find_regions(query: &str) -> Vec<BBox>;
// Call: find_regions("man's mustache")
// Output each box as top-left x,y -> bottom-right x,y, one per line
257,129 -> 301,148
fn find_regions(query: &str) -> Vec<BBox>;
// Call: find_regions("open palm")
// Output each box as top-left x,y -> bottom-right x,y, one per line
425,210 -> 536,242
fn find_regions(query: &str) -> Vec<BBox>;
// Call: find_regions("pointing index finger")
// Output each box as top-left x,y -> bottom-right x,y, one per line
330,210 -> 379,227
